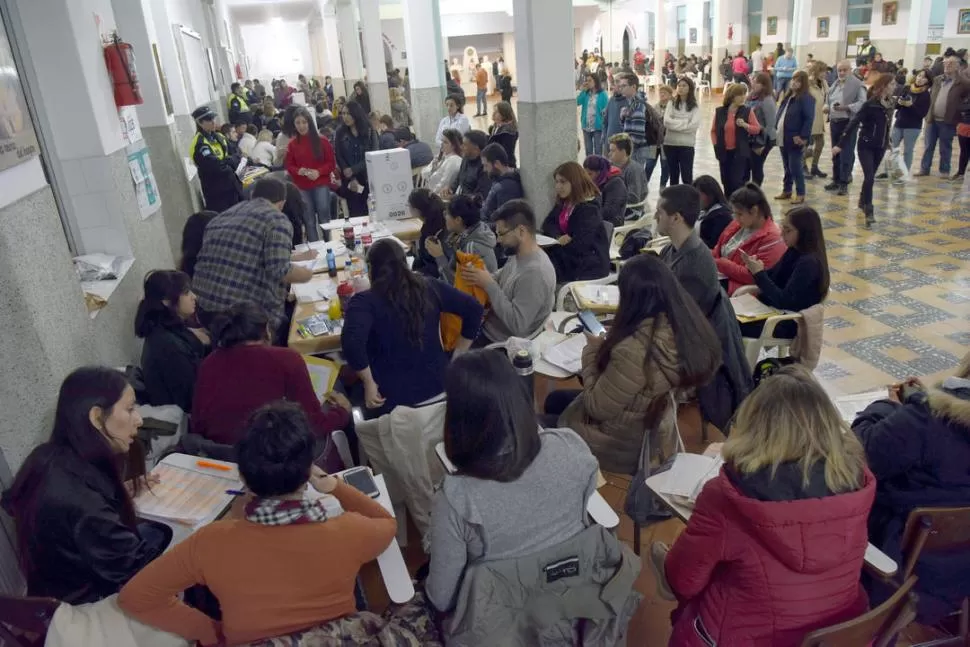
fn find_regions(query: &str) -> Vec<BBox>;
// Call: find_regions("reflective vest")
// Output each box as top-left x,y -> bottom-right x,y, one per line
228,93 -> 251,112
190,131 -> 228,163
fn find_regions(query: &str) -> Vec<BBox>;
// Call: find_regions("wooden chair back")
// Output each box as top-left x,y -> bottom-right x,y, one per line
0,594 -> 59,647
900,506 -> 970,581
799,575 -> 918,647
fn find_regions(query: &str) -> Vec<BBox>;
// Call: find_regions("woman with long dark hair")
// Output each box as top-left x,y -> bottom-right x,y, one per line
273,104 -> 300,167
832,73 -> 895,228
546,255 -> 721,474
352,81 -> 371,113
739,206 -> 830,339
487,101 -> 518,167
577,74 -> 609,157
1,367 -> 170,603
135,270 -> 209,411
663,76 -> 701,184
333,100 -> 380,216
540,161 -> 609,283
691,175 -> 734,249
774,70 -> 816,205
714,183 -> 785,295
408,188 -> 447,278
178,210 -> 217,278
285,106 -> 336,242
341,239 -> 484,417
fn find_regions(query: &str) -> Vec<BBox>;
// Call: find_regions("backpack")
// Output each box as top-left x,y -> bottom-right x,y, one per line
619,228 -> 654,259
644,103 -> 665,147
752,356 -> 798,387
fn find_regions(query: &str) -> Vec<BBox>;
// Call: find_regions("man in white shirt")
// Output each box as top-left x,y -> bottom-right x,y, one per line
751,44 -> 764,75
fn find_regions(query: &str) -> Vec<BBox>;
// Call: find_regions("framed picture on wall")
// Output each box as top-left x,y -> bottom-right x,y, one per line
959,8 -> 970,34
689,27 -> 697,44
882,2 -> 898,26
767,16 -> 778,36
817,17 -> 830,39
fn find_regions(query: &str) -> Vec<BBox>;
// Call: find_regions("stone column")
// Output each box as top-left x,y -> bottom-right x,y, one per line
903,0 -> 933,70
513,0 -> 576,217
712,0 -> 747,85
685,0 -> 705,58
319,1 -> 346,95
336,0 -> 365,98
358,0 -> 390,115
402,0 -> 446,146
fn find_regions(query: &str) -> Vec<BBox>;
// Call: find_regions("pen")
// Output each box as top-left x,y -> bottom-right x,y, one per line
196,460 -> 231,472
225,489 -> 246,496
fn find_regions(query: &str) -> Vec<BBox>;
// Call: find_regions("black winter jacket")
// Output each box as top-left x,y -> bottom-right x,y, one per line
541,199 -> 610,282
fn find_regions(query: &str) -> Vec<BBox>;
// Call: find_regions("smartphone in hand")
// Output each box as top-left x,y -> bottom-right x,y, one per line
577,310 -> 607,338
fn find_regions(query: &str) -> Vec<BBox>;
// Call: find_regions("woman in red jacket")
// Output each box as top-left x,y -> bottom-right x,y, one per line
285,106 -> 336,243
657,366 -> 875,647
712,182 -> 785,294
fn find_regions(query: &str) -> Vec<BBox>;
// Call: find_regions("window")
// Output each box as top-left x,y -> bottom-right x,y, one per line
676,5 -> 686,40
749,0 -> 764,12
847,7 -> 873,25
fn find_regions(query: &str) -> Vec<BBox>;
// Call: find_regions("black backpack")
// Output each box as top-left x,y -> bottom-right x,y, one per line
619,228 -> 654,259
644,103 -> 666,146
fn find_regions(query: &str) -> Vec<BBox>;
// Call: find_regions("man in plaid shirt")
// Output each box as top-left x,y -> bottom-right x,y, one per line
192,177 -> 313,341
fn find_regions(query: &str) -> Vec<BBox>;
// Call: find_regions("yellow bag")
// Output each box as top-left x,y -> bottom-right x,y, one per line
440,250 -> 488,351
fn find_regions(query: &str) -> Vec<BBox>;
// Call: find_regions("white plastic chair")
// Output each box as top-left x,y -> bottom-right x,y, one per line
412,165 -> 429,189
556,221 -> 618,311
695,76 -> 712,96
734,285 -> 804,369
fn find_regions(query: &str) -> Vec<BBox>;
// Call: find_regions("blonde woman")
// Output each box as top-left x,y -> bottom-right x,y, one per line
250,129 -> 277,167
656,366 -> 875,647
389,87 -> 412,128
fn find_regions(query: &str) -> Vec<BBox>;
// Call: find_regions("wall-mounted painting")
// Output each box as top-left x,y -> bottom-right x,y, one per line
817,17 -> 830,39
689,27 -> 697,44
767,16 -> 778,36
882,2 -> 898,26
959,8 -> 970,34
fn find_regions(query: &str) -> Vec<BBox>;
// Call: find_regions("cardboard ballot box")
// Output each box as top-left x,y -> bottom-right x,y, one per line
365,148 -> 412,221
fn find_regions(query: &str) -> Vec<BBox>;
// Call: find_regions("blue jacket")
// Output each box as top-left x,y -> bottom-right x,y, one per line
602,93 -> 629,151
577,89 -> 609,132
852,383 -> 970,623
775,55 -> 797,79
776,93 -> 815,148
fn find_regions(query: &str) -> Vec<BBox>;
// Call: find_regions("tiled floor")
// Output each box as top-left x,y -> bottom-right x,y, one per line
468,93 -> 970,396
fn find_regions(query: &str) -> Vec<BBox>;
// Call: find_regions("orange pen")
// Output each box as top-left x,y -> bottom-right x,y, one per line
196,460 -> 231,472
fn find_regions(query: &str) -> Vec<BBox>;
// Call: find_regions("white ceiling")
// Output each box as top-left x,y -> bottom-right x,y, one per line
228,0 -> 317,25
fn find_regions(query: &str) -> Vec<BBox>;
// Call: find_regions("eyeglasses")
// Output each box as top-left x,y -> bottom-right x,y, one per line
495,227 -> 515,238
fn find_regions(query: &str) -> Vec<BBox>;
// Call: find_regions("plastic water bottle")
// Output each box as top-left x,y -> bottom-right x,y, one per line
326,247 -> 337,278
367,194 -> 376,217
512,349 -> 534,402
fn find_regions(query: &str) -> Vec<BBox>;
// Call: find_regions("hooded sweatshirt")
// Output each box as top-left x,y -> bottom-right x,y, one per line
482,170 -> 524,223
666,464 -> 875,647
435,220 -> 498,282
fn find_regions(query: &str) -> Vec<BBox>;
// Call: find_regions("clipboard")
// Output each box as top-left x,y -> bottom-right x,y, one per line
304,356 -> 339,400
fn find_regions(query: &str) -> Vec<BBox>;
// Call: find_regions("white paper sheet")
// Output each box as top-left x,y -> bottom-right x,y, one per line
575,284 -> 619,307
833,389 -> 887,423
134,463 -> 240,525
541,334 -> 588,374
649,453 -> 724,503
536,234 -> 560,247
730,293 -> 781,318
292,280 -> 336,303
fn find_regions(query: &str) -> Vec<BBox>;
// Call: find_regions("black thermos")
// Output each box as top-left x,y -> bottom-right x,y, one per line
512,349 -> 534,401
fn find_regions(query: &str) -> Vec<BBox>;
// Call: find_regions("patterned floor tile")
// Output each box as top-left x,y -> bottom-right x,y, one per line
839,332 -> 962,380
843,294 -> 954,329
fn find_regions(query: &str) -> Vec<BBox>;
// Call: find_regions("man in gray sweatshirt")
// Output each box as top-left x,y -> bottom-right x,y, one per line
461,199 -> 556,343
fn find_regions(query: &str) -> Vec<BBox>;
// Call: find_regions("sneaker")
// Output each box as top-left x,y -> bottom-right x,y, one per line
812,168 -> 828,178
951,173 -> 966,182
837,184 -> 848,196
790,195 -> 805,205
774,192 -> 792,200
649,542 -> 676,602
875,172 -> 889,180
824,182 -> 840,191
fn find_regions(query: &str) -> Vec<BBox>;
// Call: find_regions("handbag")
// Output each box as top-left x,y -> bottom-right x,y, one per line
624,393 -> 685,524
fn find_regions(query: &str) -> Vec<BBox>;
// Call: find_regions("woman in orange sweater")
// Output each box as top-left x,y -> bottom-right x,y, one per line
118,402 -> 396,646
285,106 -> 337,243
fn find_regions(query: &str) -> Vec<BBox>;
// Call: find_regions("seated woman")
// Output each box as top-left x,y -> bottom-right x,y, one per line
135,270 -> 209,412
2,367 -> 170,603
422,128 -> 464,195
407,187 -> 447,279
192,301 -> 350,446
341,239 -> 483,417
428,350 -> 638,643
852,357 -> 970,624
541,161 -> 610,283
713,182 -> 785,295
739,206 -> 830,339
426,193 -> 498,282
119,402 -> 397,646
547,255 -> 721,475
583,155 -> 628,227
178,210 -> 217,278
691,175 -> 734,249
658,366 -> 874,647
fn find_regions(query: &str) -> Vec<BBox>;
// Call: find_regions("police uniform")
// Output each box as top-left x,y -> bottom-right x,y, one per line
227,92 -> 251,125
191,106 -> 243,213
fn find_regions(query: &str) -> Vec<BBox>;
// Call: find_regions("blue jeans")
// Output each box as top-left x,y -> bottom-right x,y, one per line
301,186 -> 332,242
920,121 -> 957,175
583,130 -> 602,158
774,76 -> 791,94
476,89 -> 487,115
781,146 -> 806,196
891,127 -> 920,173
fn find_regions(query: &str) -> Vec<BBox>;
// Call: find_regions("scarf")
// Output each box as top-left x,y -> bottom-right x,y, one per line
245,495 -> 343,527
909,82 -> 929,94
586,155 -> 622,188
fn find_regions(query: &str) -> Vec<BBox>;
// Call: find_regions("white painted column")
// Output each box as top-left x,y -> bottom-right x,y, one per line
513,0 -> 576,216
712,0 -> 746,85
336,0 -> 365,97
111,0 -> 170,129
685,0 -> 705,57
402,0 -> 446,145
358,0 -> 390,114
318,1 -> 346,93
654,0 -> 667,78
903,0 -> 933,69
792,0 -> 845,65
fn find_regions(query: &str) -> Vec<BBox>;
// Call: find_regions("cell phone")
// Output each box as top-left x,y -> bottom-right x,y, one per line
577,310 -> 606,337
341,466 -> 380,498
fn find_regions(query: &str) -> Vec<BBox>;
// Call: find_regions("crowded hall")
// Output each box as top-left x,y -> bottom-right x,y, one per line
2,0 -> 970,644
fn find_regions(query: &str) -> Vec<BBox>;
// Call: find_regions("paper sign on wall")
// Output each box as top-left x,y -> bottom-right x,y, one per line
126,142 -> 161,219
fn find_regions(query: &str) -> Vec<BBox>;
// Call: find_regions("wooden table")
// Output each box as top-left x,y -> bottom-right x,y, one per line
570,284 -> 619,315
288,270 -> 349,355
319,217 -> 423,244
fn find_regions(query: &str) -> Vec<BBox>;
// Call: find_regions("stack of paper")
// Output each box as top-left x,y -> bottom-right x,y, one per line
730,293 -> 782,319
833,389 -> 886,423
541,334 -> 588,374
134,463 -> 241,526
536,234 -> 560,247
292,280 -> 336,304
575,284 -> 619,307
650,453 -> 724,505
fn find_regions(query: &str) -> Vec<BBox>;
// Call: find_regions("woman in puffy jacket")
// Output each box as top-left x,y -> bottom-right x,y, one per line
658,365 -> 874,647
833,73 -> 895,228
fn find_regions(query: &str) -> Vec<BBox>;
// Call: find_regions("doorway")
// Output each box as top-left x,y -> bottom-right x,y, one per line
622,28 -> 631,64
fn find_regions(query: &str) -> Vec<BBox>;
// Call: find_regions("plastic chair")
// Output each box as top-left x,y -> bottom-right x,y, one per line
0,595 -> 59,647
900,506 -> 970,646
555,221 -> 618,311
799,575 -> 919,647
412,165 -> 429,189
734,285 -> 804,369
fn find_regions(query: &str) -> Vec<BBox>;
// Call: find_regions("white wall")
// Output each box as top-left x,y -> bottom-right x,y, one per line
944,0 -> 970,45
381,18 -> 408,72
239,21 -> 312,82
762,0 -> 794,46
442,11 -> 513,37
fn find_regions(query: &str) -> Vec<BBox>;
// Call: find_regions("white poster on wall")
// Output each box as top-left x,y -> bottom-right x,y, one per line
126,142 -> 161,219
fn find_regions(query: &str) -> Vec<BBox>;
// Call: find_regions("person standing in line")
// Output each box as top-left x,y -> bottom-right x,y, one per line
775,71 -> 815,206
601,76 -> 630,155
577,75 -> 609,158
745,72 -> 778,187
751,43 -> 765,75
916,55 -> 970,178
824,61 -> 868,196
833,74 -> 895,228
890,69 -> 932,178
435,94 -> 472,151
651,85 -> 674,188
284,107 -> 336,243
333,101 -> 380,217
774,47 -> 798,96
474,63 -> 489,117
617,74 -> 656,172
712,84 -> 762,198
804,63 -> 830,180
663,77 -> 701,185
190,106 -> 244,214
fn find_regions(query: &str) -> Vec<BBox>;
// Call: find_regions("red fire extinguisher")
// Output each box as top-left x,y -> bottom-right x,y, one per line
104,34 -> 143,107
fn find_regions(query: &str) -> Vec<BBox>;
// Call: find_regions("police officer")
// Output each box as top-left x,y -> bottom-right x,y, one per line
190,106 -> 243,213
227,82 -> 251,125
